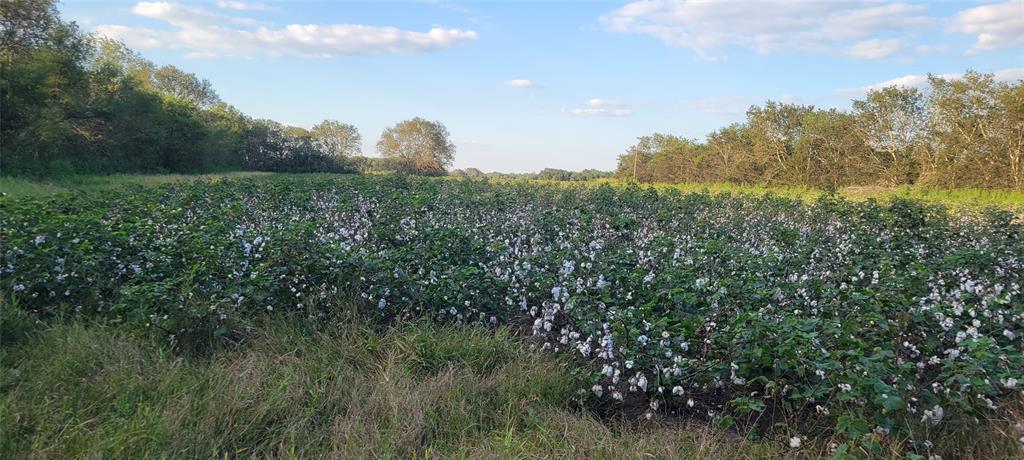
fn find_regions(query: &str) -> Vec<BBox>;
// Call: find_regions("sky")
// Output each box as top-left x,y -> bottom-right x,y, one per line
62,0 -> 1024,173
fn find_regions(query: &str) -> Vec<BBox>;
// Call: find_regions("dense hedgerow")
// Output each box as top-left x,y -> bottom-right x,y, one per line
2,175 -> 1022,455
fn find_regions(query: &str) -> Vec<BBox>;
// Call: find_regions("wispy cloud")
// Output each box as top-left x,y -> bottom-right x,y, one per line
562,98 -> 634,117
844,38 -> 905,60
216,1 -> 269,11
504,79 -> 540,88
96,2 -> 478,58
843,68 -> 1024,94
600,1 -> 935,60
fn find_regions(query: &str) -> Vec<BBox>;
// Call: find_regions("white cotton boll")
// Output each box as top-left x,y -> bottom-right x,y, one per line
789,437 -> 802,448
672,386 -> 685,396
592,385 -> 603,397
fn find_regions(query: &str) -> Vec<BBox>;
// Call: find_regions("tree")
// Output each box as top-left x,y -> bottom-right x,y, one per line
706,123 -> 753,183
571,169 -> 612,181
152,65 -> 220,108
924,71 -> 1004,188
538,168 -> 572,181
995,82 -> 1024,189
852,86 -> 926,185
1,0 -> 92,175
746,101 -> 814,184
201,103 -> 249,169
244,119 -> 287,170
311,120 -> 361,159
376,117 -> 455,176
1,0 -> 60,53
794,109 -> 867,187
615,133 -> 698,183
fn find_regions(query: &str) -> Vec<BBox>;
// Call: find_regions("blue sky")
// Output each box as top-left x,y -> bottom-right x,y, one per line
63,1 -> 1023,172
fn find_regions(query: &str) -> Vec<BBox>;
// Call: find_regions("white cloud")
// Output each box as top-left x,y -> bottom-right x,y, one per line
854,68 -> 1024,93
134,1 -> 219,25
96,2 -> 478,58
562,98 -> 634,117
586,98 -> 619,107
600,1 -> 933,60
844,39 -> 905,59
953,1 -> 1024,54
994,68 -> 1024,82
504,79 -> 539,88
217,1 -> 268,11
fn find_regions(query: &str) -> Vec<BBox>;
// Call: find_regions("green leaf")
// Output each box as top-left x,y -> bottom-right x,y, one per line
836,415 -> 870,438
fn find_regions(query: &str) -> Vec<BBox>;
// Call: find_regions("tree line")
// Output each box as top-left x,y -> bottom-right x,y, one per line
6,1 -> 1021,189
1,0 -> 455,177
451,168 -> 612,181
617,72 -> 1024,189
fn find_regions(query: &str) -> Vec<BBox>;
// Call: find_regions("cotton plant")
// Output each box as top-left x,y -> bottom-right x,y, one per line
2,174 -> 1022,454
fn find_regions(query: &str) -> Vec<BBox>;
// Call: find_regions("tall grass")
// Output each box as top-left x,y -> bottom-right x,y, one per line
0,172 -> 272,198
493,177 -> 1024,209
0,315 -> 804,459
4,173 -> 1023,208
3,314 -> 1021,458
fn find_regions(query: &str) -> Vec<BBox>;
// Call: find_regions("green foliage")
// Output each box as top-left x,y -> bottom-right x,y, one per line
617,71 -> 1024,190
244,119 -> 356,173
2,175 -> 1022,457
1,2 -> 360,177
376,117 -> 456,176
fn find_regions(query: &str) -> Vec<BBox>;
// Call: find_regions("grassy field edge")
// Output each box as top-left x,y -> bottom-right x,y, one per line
0,312 -> 812,459
3,173 -> 1023,210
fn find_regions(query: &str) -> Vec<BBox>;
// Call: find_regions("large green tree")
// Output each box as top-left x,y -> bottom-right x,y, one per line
311,120 -> 361,160
1,0 -> 91,175
852,86 -> 926,185
376,118 -> 455,176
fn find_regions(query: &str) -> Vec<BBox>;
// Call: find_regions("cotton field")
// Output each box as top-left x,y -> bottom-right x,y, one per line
2,175 -> 1022,455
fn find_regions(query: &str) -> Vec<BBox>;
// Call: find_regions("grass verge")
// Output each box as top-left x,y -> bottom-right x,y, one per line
4,173 -> 1023,209
0,172 -> 272,198
2,313 -> 1022,458
508,178 -> 1024,209
0,315 -> 802,459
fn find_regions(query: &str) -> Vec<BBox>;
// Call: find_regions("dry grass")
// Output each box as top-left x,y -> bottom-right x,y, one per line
0,171 -> 272,198
1,316 -> 1020,459
0,318 -> 783,459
